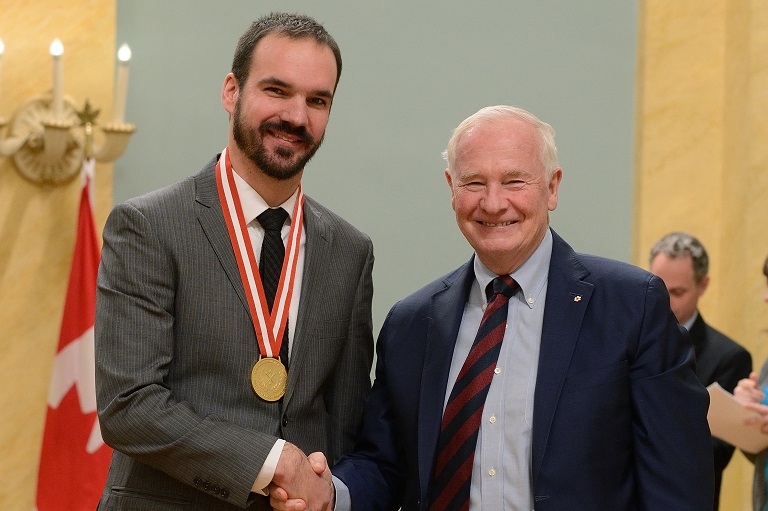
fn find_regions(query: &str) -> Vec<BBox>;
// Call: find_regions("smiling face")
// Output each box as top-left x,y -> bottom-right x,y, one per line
222,33 -> 337,181
446,117 -> 561,275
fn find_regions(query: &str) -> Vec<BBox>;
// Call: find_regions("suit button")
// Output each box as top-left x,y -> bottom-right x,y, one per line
282,416 -> 288,427
212,485 -> 221,495
221,488 -> 230,499
204,481 -> 211,491
193,477 -> 203,487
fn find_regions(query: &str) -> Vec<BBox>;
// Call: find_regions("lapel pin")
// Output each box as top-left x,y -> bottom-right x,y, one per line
573,295 -> 582,302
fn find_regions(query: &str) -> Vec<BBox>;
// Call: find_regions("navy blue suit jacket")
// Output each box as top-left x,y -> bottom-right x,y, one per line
333,230 -> 713,511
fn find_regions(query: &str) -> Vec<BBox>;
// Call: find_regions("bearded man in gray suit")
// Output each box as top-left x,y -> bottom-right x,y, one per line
95,13 -> 374,511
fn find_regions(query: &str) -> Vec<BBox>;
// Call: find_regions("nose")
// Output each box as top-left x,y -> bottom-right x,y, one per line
280,96 -> 309,127
480,183 -> 506,214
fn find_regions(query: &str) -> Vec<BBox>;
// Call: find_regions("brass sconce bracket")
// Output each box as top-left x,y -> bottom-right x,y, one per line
8,96 -> 83,185
0,95 -> 136,186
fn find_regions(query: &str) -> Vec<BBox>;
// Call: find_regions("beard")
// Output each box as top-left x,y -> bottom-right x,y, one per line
232,97 -> 324,181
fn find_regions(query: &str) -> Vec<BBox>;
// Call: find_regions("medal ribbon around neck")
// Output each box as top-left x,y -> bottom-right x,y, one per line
215,146 -> 304,359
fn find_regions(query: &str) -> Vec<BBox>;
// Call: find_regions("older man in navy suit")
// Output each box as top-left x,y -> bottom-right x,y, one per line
273,105 -> 713,511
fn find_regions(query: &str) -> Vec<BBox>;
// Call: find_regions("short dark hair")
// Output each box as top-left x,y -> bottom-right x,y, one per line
649,232 -> 709,284
763,254 -> 768,278
231,12 -> 342,88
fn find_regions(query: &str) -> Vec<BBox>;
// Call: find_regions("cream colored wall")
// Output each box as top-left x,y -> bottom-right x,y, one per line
0,1 -> 115,509
635,1 -> 768,510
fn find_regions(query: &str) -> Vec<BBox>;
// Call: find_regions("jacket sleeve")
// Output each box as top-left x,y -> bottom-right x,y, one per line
332,303 -> 409,511
630,275 -> 714,511
95,201 -> 276,508
325,239 -> 375,462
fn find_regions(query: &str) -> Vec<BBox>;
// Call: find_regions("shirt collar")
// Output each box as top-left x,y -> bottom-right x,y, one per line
682,309 -> 698,331
231,170 -> 299,226
473,228 -> 553,309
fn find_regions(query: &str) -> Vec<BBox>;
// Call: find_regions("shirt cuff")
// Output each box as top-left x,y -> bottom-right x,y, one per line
332,474 -> 351,511
251,439 -> 286,495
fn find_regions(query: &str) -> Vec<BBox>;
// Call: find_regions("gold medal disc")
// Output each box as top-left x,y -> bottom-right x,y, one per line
251,357 -> 287,401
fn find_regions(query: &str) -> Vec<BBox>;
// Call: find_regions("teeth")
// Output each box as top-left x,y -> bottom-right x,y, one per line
482,221 -> 512,227
274,133 -> 297,142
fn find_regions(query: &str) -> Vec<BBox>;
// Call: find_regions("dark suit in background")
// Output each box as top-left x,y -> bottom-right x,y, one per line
650,231 -> 753,510
689,312 -> 752,507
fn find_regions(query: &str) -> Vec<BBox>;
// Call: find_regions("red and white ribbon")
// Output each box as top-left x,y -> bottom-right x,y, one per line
215,146 -> 304,358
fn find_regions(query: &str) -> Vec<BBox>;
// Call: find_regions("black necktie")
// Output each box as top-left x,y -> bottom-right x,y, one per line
257,207 -> 290,366
429,275 -> 518,511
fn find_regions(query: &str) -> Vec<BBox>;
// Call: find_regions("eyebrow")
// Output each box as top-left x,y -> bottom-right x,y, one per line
257,76 -> 334,102
457,168 -> 527,180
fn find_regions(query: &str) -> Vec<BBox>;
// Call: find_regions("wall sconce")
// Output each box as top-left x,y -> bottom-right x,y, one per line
0,39 -> 136,186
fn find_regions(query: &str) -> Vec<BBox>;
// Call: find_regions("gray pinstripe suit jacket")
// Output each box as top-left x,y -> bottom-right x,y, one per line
95,157 -> 374,510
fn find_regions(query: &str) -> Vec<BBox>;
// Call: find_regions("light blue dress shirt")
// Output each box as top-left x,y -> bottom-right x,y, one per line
334,230 -> 553,511
457,229 -> 551,511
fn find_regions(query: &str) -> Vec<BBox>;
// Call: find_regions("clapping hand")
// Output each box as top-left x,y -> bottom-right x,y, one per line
734,372 -> 768,434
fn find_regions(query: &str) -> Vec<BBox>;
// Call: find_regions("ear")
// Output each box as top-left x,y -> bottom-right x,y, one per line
547,167 -> 563,211
445,169 -> 457,210
696,274 -> 710,297
222,73 -> 238,114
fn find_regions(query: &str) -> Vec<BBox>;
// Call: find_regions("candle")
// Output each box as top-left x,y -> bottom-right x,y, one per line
50,39 -> 63,119
113,43 -> 131,123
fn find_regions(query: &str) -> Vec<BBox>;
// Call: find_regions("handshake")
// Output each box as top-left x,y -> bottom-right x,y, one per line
269,442 -> 335,511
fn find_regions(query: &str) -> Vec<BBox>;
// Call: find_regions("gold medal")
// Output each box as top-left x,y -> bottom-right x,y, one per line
251,357 -> 287,401
217,148 -> 304,399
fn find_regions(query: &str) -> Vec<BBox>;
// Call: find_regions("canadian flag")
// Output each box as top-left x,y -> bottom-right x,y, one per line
36,158 -> 112,510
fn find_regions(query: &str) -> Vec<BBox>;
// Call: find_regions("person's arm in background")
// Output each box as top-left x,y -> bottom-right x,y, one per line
712,349 -> 753,476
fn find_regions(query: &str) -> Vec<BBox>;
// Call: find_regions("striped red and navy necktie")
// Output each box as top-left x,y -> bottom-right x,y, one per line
429,275 -> 518,511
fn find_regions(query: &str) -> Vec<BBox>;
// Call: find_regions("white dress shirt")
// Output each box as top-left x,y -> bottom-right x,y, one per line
231,170 -> 306,495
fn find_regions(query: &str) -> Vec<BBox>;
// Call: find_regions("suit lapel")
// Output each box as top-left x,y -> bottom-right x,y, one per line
417,260 -> 475,501
283,198 -> 329,405
195,158 -> 253,319
531,231 -> 593,486
688,313 -> 706,353
197,162 -> 318,408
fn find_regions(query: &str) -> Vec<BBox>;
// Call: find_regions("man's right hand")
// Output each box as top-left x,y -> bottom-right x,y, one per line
270,448 -> 332,511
